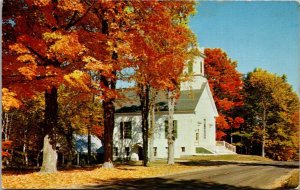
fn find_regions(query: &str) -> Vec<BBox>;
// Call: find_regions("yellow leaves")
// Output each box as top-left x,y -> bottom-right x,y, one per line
2,88 -> 21,112
17,54 -> 36,64
43,32 -> 86,60
43,32 -> 64,41
58,0 -> 85,14
9,43 -> 29,54
9,43 -> 37,79
3,164 -> 200,189
33,0 -> 51,7
64,70 -> 91,92
18,66 -> 37,80
83,56 -> 113,72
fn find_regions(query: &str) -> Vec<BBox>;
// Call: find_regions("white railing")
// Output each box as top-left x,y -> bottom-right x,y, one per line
216,141 -> 236,153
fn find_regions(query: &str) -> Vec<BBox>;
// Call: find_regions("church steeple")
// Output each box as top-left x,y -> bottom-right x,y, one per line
180,47 -> 207,91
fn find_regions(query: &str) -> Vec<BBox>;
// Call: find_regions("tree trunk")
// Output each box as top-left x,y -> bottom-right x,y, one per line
3,112 -> 9,141
149,104 -> 155,162
23,129 -> 28,167
77,152 -> 80,166
102,100 -> 115,168
167,90 -> 176,165
102,66 -> 116,168
100,15 -> 117,168
37,150 -> 41,167
40,135 -> 57,173
40,86 -> 58,173
87,126 -> 91,165
262,105 -> 266,158
66,123 -> 74,168
140,84 -> 150,166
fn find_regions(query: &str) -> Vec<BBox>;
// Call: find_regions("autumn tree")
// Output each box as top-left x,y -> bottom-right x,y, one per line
2,88 -> 22,165
204,48 -> 244,141
3,0 -> 90,172
3,0 -> 158,170
3,0 -> 198,169
57,78 -> 103,167
123,1 -> 197,166
242,68 -> 299,160
2,0 -> 115,172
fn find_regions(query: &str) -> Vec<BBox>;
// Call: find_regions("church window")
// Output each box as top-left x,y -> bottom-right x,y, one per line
114,147 -> 118,156
165,120 -> 178,139
196,132 -> 199,141
120,121 -> 132,139
153,147 -> 157,157
181,147 -> 185,152
125,147 -> 130,157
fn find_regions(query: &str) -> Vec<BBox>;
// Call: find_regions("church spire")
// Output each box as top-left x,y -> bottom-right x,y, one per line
180,47 -> 207,91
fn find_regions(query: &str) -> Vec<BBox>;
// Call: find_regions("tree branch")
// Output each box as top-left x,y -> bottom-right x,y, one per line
64,0 -> 96,31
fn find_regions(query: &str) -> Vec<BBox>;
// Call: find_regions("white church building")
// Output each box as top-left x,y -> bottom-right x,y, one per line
113,48 -> 236,161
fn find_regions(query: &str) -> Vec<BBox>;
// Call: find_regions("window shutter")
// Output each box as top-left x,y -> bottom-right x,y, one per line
120,122 -> 124,139
165,120 -> 168,139
126,122 -> 132,139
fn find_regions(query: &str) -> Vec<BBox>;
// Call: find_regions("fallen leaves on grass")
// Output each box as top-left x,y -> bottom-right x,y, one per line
3,164 -> 200,189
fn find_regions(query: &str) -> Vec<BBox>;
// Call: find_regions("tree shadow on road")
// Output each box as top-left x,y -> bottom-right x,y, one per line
178,160 -> 299,169
83,177 -> 268,190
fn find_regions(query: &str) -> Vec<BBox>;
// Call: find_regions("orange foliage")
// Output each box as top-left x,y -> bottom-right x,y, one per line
3,164 -> 201,189
2,140 -> 12,157
205,48 -> 244,140
2,140 -> 12,150
126,1 -> 197,92
91,125 -> 104,139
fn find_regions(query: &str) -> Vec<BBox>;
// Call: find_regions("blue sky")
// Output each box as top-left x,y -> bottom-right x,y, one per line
189,1 -> 299,93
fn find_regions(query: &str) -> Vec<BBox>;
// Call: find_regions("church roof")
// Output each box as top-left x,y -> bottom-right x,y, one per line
115,83 -> 207,113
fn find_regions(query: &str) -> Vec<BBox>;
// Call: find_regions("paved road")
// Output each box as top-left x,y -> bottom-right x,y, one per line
82,161 -> 299,190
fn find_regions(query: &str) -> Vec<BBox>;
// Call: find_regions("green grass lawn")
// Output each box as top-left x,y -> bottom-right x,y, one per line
178,154 -> 273,162
120,154 -> 273,167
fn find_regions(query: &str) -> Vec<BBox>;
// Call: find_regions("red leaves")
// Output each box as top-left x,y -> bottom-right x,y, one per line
205,48 -> 244,140
2,141 -> 12,150
2,140 -> 12,157
233,117 -> 244,128
92,125 -> 104,139
216,115 -> 231,130
2,152 -> 11,157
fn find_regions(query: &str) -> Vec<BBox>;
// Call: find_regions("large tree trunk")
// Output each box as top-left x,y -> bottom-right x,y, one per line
140,84 -> 150,166
149,104 -> 155,162
101,15 -> 117,168
40,86 -> 58,173
102,100 -> 115,168
167,90 -> 175,165
101,62 -> 116,168
40,135 -> 57,173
